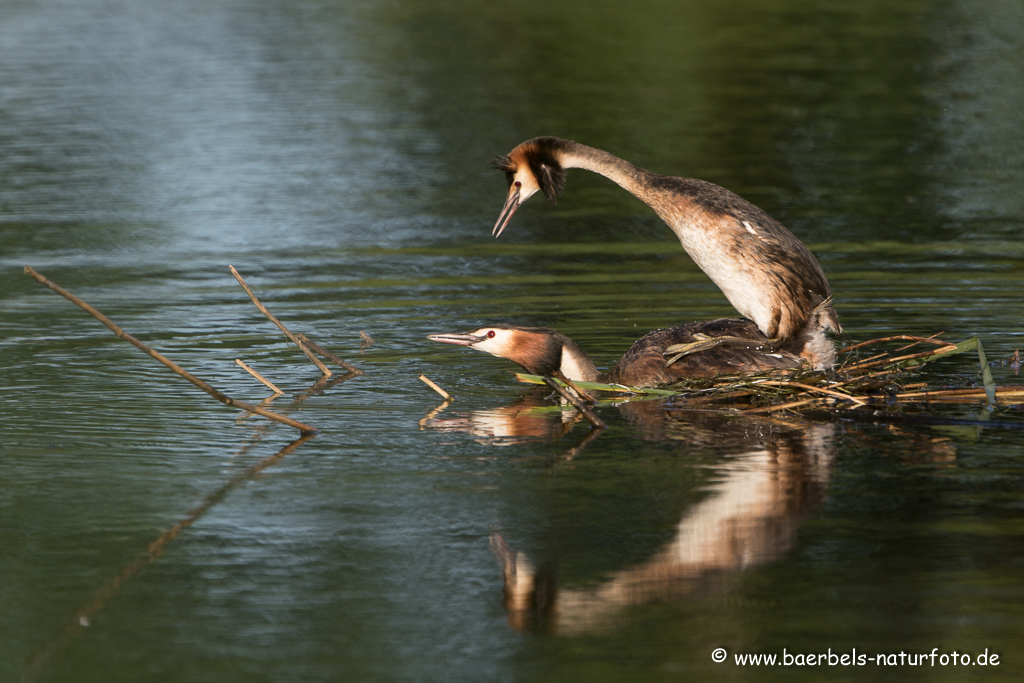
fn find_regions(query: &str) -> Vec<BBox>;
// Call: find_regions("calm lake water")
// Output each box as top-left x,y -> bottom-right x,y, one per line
2,0 -> 1023,681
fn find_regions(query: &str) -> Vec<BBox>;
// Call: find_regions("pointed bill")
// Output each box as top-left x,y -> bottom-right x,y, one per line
427,333 -> 486,347
492,186 -> 521,237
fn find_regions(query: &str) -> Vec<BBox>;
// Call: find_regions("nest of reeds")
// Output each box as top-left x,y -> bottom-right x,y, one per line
516,335 -> 1024,417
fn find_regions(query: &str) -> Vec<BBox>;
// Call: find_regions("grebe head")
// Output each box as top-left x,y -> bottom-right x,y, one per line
428,324 -> 578,378
491,138 -> 568,236
428,326 -> 522,358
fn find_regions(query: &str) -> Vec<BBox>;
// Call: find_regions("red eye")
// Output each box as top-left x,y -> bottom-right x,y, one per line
487,330 -> 496,339
514,181 -> 521,188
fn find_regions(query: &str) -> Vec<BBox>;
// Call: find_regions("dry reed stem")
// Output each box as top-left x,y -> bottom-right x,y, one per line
840,334 -> 951,353
892,333 -> 946,353
417,376 -> 453,429
894,387 -> 1024,400
832,388 -> 1024,405
844,345 -> 958,373
557,374 -> 598,403
419,374 -> 453,401
846,352 -> 889,365
230,264 -> 350,376
542,375 -> 607,430
234,358 -> 285,395
24,266 -> 318,435
295,334 -> 363,374
753,380 -> 868,406
899,394 -> 1024,404
296,338 -> 333,377
828,368 -> 904,389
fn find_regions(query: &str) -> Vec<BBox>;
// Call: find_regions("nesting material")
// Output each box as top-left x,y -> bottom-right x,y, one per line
516,335 -> 1023,415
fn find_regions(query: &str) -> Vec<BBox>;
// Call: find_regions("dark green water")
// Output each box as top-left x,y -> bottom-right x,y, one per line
2,1 -> 1023,681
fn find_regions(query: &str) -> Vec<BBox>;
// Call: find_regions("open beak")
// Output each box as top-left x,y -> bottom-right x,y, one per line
427,332 -> 486,347
492,185 -> 521,237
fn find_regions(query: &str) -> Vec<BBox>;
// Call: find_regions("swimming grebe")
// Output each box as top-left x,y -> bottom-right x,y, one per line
428,319 -> 803,389
491,137 -> 841,369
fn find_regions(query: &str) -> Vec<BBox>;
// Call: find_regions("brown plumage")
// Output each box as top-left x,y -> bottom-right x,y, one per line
428,319 -> 803,389
491,137 -> 841,370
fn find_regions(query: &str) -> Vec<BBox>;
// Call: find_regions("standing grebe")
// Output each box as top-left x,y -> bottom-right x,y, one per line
491,137 -> 841,369
428,319 -> 803,389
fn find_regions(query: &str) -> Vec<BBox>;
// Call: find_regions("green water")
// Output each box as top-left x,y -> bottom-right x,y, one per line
2,0 -> 1023,681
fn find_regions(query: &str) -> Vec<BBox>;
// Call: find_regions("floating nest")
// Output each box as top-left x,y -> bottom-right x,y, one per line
516,335 -> 1024,417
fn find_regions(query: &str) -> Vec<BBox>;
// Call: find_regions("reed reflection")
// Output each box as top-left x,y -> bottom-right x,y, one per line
425,396 -> 836,634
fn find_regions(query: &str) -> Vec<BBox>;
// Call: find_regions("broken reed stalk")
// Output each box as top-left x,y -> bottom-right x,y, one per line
298,339 -> 333,376
296,334 -> 363,375
840,334 -> 951,353
23,432 -> 315,681
418,385 -> 453,429
229,265 -> 362,377
556,374 -> 598,404
234,358 -> 285,396
892,387 -> 1019,399
419,374 -> 453,401
827,368 -> 900,390
843,345 -> 959,374
542,375 -> 607,430
23,266 -> 318,435
229,265 -> 332,377
754,380 -> 868,406
891,333 -> 947,353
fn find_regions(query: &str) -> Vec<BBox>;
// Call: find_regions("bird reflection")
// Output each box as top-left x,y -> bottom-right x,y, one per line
422,387 -> 593,445
423,396 -> 837,634
502,413 -> 833,634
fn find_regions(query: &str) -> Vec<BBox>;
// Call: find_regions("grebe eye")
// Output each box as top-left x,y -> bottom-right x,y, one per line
487,330 -> 496,339
514,181 -> 521,188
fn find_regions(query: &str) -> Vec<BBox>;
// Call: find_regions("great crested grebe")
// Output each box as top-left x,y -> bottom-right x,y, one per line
491,136 -> 841,369
428,319 -> 804,389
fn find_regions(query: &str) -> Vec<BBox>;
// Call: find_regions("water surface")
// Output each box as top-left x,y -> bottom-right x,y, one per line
2,1 -> 1023,681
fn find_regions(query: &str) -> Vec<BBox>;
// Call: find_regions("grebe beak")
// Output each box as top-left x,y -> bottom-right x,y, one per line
492,185 -> 521,237
427,332 -> 487,347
